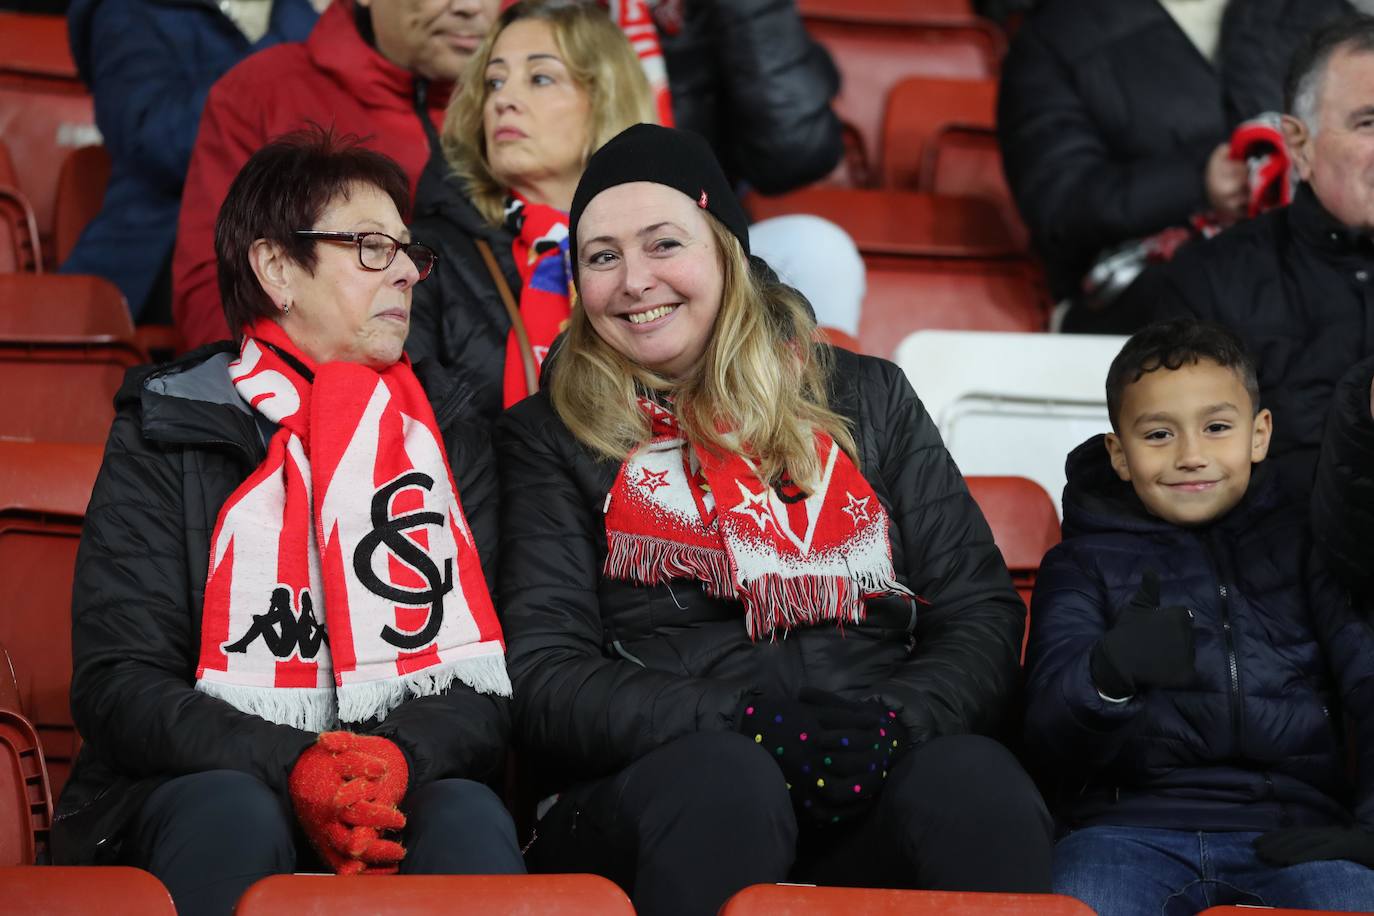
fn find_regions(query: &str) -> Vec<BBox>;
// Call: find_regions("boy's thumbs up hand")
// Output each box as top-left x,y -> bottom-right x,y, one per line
1091,569 -> 1197,699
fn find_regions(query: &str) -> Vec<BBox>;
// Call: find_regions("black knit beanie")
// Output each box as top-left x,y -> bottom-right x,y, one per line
569,123 -> 751,259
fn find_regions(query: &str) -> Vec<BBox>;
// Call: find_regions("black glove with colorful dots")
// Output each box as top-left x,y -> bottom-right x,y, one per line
738,688 -> 906,825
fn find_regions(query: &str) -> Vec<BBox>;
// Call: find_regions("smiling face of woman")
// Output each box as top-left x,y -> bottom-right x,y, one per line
482,18 -> 592,208
277,182 -> 420,369
576,182 -> 725,379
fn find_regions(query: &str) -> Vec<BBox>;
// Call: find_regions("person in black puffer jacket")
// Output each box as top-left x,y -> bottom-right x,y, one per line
497,123 -> 1051,916
54,132 -> 522,916
1312,355 -> 1374,591
653,0 -> 843,195
999,0 -> 1351,334
1024,321 -> 1374,915
1122,17 -> 1374,503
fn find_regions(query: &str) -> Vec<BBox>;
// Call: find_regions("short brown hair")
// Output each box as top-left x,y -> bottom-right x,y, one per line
214,126 -> 411,340
441,0 -> 657,226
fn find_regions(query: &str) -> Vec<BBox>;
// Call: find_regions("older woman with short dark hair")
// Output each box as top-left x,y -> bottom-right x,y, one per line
54,129 -> 523,916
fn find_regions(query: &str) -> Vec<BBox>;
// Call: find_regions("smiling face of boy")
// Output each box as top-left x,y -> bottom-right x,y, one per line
1104,359 -> 1273,527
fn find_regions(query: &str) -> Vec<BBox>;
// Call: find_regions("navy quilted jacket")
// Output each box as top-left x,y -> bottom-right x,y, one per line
1024,435 -> 1373,832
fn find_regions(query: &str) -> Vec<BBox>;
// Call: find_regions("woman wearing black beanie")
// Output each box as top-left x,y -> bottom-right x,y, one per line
495,123 -> 1053,915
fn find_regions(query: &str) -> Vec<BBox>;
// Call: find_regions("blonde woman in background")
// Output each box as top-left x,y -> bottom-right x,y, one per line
405,0 -> 655,423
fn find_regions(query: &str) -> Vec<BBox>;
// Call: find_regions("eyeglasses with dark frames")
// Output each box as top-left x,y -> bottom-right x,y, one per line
294,230 -> 438,280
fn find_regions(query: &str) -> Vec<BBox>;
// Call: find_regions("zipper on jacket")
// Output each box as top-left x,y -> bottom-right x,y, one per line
611,640 -> 647,668
1218,582 -> 1244,751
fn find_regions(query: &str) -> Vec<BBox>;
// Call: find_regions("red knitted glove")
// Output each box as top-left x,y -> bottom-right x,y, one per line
290,732 -> 410,875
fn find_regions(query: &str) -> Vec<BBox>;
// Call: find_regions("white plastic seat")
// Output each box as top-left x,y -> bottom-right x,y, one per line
894,330 -> 1129,515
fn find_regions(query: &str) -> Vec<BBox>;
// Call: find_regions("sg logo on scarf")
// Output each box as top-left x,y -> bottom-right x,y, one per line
353,471 -> 455,650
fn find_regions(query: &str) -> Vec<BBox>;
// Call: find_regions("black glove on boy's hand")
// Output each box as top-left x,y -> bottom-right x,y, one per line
738,689 -> 905,826
1255,826 -> 1374,868
1090,570 -> 1196,699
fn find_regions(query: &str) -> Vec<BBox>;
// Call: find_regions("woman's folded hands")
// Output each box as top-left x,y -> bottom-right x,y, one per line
738,688 -> 907,826
289,731 -> 410,874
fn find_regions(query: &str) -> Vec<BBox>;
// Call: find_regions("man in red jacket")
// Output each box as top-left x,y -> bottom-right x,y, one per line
172,0 -> 498,350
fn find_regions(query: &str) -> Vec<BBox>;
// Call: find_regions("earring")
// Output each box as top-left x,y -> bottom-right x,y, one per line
281,300 -> 291,316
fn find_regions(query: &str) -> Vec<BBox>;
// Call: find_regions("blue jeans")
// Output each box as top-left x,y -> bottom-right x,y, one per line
1054,824 -> 1374,916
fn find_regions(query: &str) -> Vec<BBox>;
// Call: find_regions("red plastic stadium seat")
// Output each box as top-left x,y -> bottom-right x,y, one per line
881,75 -> 997,190
0,700 -> 53,865
0,141 -> 42,274
234,873 -> 636,915
0,273 -> 142,442
746,188 -> 1022,260
797,0 -> 977,23
0,13 -> 100,269
719,884 -> 1095,914
0,866 -> 176,914
53,145 -> 112,266
858,256 -> 1047,358
965,476 -> 1059,605
802,17 -> 1004,185
0,439 -> 105,798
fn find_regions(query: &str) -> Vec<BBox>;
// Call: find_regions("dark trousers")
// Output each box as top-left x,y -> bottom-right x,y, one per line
527,731 -> 1054,916
122,769 -> 525,916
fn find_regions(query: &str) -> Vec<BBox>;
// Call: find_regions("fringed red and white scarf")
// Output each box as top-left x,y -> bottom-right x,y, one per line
196,319 -> 510,730
603,399 -> 913,638
504,194 -> 572,408
607,0 -> 675,126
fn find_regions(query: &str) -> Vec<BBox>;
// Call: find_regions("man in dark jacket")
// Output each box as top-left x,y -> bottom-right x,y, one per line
1024,321 -> 1374,915
999,0 -> 1350,334
1124,15 -> 1374,501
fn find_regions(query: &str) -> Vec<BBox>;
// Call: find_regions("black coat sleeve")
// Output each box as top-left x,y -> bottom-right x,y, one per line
69,408 -> 315,793
1021,543 -> 1145,773
701,0 -> 844,193
369,411 -> 510,786
495,404 -> 747,780
863,359 -> 1026,742
998,21 -> 1210,291
1312,355 -> 1374,591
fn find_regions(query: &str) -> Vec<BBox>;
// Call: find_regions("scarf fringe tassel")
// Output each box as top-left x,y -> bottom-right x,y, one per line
607,532 -> 914,640
338,652 -> 512,725
197,653 -> 512,732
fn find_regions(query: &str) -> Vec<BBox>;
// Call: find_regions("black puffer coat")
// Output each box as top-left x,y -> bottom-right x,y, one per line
405,175 -> 520,425
1024,436 -> 1374,832
998,0 -> 1350,304
1126,184 -> 1374,501
656,0 -> 843,194
494,347 -> 1025,790
1313,355 -> 1374,591
53,345 -> 508,865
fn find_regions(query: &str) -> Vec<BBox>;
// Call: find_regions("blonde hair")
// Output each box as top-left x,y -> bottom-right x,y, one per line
442,0 -> 658,226
550,216 -> 857,491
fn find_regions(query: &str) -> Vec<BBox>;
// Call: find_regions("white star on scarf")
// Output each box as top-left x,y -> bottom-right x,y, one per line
842,492 -> 872,527
731,483 -> 775,532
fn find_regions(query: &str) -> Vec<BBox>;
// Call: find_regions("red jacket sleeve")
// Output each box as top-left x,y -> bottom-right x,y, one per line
172,75 -> 261,349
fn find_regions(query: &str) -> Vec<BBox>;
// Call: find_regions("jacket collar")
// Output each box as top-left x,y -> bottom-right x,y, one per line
1288,181 -> 1374,261
306,0 -> 453,120
1060,433 -> 1283,540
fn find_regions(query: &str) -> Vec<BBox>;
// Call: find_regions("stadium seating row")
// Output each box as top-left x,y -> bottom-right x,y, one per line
2,861 -> 1367,915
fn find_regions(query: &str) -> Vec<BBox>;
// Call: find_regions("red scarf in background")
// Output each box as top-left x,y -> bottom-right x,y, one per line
607,0 -> 676,126
602,399 -> 915,639
504,195 -> 572,407
196,319 -> 509,729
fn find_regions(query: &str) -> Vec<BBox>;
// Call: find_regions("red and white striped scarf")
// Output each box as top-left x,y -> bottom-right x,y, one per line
603,399 -> 913,638
195,319 -> 509,730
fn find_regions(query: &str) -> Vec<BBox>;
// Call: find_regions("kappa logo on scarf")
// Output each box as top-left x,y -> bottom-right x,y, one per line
352,471 -> 454,651
224,586 -> 327,660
